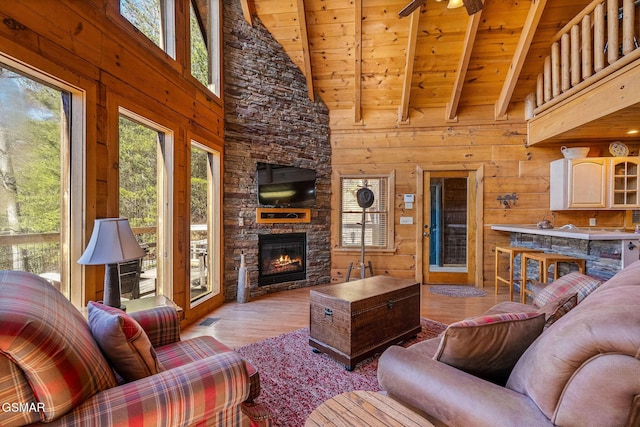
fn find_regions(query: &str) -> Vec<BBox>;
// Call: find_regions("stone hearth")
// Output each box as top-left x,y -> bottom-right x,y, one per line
222,0 -> 331,301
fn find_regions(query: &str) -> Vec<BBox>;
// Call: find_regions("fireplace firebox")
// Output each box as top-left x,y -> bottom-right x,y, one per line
258,233 -> 306,286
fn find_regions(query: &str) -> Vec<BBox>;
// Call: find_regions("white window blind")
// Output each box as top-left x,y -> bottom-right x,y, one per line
340,177 -> 388,248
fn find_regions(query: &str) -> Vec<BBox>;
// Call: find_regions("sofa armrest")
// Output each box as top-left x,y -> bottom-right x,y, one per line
52,352 -> 249,426
129,306 -> 180,348
377,346 -> 552,427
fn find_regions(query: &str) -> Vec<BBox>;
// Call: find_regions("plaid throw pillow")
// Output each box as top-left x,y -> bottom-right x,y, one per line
533,272 -> 600,308
88,301 -> 163,382
537,292 -> 578,329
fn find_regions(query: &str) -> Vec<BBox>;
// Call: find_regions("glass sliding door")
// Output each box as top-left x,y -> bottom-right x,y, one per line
118,110 -> 173,300
0,61 -> 83,301
190,141 -> 220,305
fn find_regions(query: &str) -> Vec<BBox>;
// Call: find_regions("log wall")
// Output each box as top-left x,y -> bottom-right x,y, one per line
330,118 -> 627,288
0,0 -> 225,325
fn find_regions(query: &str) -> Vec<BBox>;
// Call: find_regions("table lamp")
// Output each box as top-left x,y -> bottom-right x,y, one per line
78,218 -> 146,309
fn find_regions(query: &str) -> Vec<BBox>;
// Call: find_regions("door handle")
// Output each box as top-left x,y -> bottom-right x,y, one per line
423,224 -> 430,238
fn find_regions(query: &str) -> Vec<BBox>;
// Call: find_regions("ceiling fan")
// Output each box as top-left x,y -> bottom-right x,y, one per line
399,0 -> 483,18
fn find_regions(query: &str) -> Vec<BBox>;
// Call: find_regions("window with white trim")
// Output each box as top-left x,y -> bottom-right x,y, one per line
0,57 -> 85,304
340,174 -> 393,249
189,0 -> 221,96
189,141 -> 221,306
120,0 -> 176,59
118,109 -> 174,299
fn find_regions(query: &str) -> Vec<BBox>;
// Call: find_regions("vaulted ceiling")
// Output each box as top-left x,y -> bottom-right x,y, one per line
240,0 -> 591,127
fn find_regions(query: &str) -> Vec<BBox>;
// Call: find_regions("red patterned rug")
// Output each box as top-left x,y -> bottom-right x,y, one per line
236,318 -> 447,427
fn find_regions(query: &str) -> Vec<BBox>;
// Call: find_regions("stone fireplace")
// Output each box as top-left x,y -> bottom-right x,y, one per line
258,233 -> 306,285
222,0 -> 331,301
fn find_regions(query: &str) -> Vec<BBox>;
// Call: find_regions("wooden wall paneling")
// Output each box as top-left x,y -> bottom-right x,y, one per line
331,124 -> 532,288
0,1 -> 225,321
354,0 -> 363,124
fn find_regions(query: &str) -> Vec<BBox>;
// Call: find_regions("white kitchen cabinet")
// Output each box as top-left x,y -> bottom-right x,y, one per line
610,158 -> 640,208
550,158 -> 608,210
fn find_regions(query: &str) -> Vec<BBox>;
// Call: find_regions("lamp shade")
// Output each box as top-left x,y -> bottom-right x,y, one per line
78,218 -> 146,265
447,0 -> 464,8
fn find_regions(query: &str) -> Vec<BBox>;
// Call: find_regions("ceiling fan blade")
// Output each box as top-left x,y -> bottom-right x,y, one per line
399,0 -> 426,17
463,0 -> 483,15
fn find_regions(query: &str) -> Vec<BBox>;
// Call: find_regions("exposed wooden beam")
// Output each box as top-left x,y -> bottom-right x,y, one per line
495,0 -> 548,119
296,0 -> 314,102
445,10 -> 483,122
398,8 -> 421,123
354,0 -> 363,124
240,0 -> 255,26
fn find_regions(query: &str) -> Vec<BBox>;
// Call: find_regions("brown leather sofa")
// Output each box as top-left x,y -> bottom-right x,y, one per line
378,260 -> 640,427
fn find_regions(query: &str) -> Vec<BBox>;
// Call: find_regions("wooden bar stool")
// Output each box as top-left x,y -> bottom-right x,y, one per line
495,246 -> 544,301
520,252 -> 586,304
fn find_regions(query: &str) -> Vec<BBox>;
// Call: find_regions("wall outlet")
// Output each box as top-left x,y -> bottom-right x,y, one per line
589,218 -> 596,226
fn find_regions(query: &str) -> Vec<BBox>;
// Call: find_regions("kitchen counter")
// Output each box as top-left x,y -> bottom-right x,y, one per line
491,224 -> 640,279
491,224 -> 639,241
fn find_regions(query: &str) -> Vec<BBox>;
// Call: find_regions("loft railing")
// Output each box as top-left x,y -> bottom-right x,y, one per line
529,0 -> 640,116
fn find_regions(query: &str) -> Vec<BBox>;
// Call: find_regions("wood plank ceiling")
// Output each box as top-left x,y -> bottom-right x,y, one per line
240,0 -> 592,128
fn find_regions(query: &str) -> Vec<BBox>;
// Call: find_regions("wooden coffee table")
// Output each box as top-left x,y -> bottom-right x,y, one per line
309,276 -> 421,370
305,391 -> 433,427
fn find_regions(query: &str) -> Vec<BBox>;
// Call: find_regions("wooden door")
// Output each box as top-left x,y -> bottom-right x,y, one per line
421,170 -> 478,285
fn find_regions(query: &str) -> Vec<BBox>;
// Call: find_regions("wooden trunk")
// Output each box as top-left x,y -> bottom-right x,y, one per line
309,276 -> 421,370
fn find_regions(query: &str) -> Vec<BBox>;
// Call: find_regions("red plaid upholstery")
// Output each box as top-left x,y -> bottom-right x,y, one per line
156,336 -> 261,402
129,305 -> 181,348
0,271 -> 271,426
0,271 -> 116,423
51,352 -> 250,427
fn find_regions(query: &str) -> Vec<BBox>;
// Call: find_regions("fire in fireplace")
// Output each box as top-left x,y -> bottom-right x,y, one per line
258,233 -> 306,285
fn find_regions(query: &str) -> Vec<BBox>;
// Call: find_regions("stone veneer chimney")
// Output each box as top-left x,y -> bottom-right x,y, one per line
222,0 -> 331,301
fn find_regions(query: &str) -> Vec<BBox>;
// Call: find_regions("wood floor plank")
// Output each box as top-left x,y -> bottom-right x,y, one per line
182,283 -> 512,348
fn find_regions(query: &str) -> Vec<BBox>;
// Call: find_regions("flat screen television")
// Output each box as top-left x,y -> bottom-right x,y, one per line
257,162 -> 316,207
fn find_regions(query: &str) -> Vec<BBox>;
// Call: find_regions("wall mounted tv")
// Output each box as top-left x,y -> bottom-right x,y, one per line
257,162 -> 316,207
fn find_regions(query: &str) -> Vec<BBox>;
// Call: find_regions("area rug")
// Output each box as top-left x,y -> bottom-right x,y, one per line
429,285 -> 487,298
236,318 -> 447,427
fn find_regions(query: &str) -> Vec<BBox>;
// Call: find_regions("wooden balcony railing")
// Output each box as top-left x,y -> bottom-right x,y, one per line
531,0 -> 640,116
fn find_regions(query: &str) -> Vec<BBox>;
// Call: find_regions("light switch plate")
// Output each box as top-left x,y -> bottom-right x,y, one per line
400,217 -> 413,225
404,194 -> 415,203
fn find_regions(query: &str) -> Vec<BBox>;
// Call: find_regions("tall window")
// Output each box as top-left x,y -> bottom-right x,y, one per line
190,141 -> 221,305
0,59 -> 84,302
120,0 -> 176,58
118,110 -> 173,299
190,2 -> 208,86
189,0 -> 221,96
340,174 -> 393,249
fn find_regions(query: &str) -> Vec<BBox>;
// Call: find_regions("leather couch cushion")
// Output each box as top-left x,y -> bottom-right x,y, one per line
507,286 -> 640,425
532,272 -> 600,307
88,301 -> 163,382
434,312 -> 545,385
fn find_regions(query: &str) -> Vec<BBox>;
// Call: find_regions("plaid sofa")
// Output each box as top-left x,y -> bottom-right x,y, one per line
0,271 -> 271,426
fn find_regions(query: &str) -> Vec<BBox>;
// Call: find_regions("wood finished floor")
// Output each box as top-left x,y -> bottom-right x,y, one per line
182,283 -> 513,348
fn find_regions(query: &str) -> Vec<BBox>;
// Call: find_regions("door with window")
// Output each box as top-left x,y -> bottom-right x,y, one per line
118,111 -> 173,300
189,141 -> 221,306
0,60 -> 84,303
422,170 -> 477,285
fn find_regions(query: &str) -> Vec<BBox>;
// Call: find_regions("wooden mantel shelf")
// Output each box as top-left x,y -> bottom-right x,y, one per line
256,207 -> 311,224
